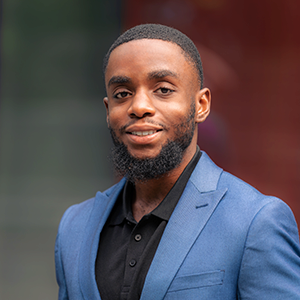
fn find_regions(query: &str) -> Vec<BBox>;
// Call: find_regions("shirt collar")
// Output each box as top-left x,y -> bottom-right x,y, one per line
108,146 -> 201,225
151,146 -> 201,220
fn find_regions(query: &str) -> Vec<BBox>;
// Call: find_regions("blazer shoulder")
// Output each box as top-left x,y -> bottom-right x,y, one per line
197,152 -> 292,215
216,170 -> 300,236
219,170 -> 277,202
219,171 -> 263,196
57,197 -> 96,240
58,178 -> 126,235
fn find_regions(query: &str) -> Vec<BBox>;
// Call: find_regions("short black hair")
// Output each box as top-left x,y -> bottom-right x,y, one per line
103,24 -> 204,89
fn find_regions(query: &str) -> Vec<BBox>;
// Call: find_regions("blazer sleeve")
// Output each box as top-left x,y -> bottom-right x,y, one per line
237,198 -> 300,299
55,207 -> 72,300
55,232 -> 69,300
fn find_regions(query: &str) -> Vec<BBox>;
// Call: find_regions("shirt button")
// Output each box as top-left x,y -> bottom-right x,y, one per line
134,234 -> 142,242
129,259 -> 136,267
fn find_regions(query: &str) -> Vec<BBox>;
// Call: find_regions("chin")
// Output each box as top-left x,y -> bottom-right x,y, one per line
129,148 -> 161,160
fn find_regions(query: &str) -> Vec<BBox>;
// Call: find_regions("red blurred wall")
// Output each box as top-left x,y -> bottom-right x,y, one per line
122,0 -> 300,224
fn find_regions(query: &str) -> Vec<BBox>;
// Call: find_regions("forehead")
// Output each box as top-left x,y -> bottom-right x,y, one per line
105,39 -> 197,84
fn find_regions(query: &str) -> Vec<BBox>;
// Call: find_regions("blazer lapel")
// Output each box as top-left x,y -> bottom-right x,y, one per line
79,178 -> 126,300
140,151 -> 227,300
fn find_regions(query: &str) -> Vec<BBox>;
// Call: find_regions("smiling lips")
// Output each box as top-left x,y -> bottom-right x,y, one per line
130,130 -> 158,136
125,126 -> 163,144
126,124 -> 163,136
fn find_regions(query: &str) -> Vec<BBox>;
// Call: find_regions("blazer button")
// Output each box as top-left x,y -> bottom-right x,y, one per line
129,259 -> 136,267
134,234 -> 142,242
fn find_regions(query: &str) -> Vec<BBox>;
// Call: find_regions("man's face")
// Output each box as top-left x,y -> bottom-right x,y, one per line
104,39 -> 210,179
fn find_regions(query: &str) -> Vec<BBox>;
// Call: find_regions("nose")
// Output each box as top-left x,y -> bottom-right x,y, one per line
127,90 -> 155,118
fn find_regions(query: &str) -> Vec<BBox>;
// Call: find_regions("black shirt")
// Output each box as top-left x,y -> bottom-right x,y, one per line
95,147 -> 201,300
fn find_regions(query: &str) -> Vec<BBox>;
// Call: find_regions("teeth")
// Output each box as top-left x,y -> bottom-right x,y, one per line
131,131 -> 156,136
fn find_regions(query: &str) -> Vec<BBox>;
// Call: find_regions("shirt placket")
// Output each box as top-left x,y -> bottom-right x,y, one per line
120,219 -> 147,300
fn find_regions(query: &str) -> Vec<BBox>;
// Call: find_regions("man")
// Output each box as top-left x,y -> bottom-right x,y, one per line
55,24 -> 300,300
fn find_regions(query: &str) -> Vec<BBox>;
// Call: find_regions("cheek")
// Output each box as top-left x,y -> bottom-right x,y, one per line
159,101 -> 192,124
107,106 -> 125,127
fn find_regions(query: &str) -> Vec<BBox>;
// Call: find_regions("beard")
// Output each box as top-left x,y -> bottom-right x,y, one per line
109,103 -> 196,183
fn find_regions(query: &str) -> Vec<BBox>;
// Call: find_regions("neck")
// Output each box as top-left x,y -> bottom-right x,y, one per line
132,143 -> 197,222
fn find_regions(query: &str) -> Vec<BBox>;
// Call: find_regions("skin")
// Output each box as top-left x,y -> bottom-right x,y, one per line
104,39 -> 211,222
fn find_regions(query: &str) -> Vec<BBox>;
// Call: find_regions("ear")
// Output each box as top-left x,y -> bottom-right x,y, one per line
195,88 -> 211,123
103,97 -> 109,126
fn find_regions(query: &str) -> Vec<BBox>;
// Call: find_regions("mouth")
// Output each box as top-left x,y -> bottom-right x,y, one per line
129,130 -> 161,136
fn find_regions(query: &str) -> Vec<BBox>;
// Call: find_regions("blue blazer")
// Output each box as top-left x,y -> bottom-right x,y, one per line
55,152 -> 300,299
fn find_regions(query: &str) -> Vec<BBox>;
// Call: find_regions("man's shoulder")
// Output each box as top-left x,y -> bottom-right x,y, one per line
217,169 -> 297,229
195,157 -> 299,245
197,151 -> 289,213
219,170 -> 276,202
219,170 -> 263,195
57,178 -> 126,233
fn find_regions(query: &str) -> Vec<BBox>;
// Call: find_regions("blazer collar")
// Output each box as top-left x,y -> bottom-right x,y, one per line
140,151 -> 227,300
78,178 -> 126,300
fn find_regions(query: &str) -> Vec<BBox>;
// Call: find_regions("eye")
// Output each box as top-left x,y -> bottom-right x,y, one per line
114,91 -> 131,99
156,87 -> 175,95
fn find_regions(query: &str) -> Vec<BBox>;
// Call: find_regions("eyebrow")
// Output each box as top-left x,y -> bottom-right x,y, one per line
107,76 -> 131,87
148,70 -> 179,80
107,70 -> 178,87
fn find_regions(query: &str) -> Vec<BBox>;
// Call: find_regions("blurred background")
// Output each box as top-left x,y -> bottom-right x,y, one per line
1,0 -> 299,298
